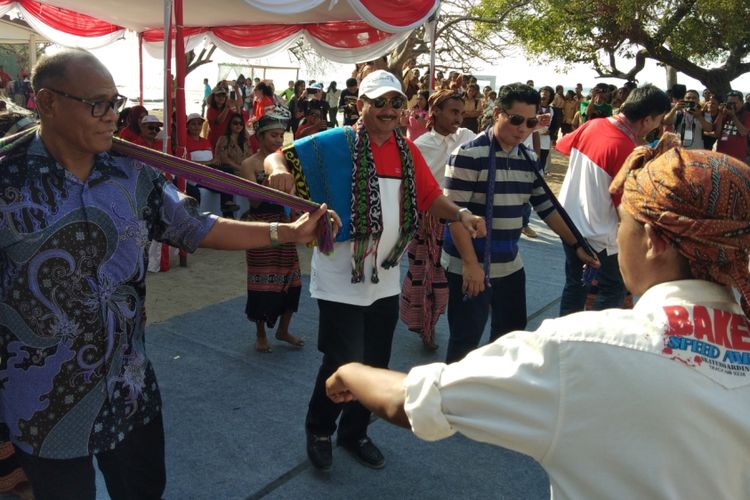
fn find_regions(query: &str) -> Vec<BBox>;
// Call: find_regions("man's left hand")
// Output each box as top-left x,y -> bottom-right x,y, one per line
286,204 -> 341,243
459,212 -> 487,238
576,246 -> 600,268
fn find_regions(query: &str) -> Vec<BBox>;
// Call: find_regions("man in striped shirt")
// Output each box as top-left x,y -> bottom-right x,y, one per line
441,83 -> 599,363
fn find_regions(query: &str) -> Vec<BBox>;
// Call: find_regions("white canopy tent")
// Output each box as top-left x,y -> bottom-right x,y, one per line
0,0 -> 441,269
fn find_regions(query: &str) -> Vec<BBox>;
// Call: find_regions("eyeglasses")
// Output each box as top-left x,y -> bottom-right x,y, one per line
501,111 -> 538,128
146,125 -> 161,131
366,96 -> 405,109
44,88 -> 127,117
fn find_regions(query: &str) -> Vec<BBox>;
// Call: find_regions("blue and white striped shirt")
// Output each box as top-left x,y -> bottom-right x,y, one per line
441,131 -> 555,278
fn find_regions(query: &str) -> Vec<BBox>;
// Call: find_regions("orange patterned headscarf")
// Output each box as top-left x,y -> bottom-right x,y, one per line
426,90 -> 464,130
618,138 -> 750,313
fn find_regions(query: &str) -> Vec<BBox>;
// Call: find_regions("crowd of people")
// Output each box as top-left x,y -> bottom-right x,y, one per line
2,47 -> 750,500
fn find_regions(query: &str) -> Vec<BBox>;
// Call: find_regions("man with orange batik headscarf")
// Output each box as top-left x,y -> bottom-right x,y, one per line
325,141 -> 750,500
400,90 -> 476,351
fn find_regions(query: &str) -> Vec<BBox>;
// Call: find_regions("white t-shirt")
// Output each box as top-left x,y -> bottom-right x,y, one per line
310,177 -> 402,306
413,128 -> 477,186
404,280 -> 750,500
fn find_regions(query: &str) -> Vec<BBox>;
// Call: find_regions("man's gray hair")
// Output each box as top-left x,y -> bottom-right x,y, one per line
31,48 -> 99,93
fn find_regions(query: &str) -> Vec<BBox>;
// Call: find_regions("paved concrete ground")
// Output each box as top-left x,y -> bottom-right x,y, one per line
6,213 -> 567,500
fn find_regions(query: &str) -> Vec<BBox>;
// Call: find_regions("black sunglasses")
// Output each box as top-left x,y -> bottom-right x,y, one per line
366,96 -> 405,109
45,88 -> 127,117
146,125 -> 161,131
501,111 -> 539,128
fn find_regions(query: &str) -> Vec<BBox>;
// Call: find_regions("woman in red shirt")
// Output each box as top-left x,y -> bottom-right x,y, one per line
206,83 -> 242,149
250,81 -> 276,125
117,105 -> 147,143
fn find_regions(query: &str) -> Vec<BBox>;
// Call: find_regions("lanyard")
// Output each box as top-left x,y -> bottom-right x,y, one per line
462,130 -> 498,303
609,114 -> 641,146
483,129 -> 499,287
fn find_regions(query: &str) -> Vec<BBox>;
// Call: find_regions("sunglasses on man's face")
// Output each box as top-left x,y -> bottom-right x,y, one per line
367,96 -> 405,109
146,125 -> 161,132
501,111 -> 538,128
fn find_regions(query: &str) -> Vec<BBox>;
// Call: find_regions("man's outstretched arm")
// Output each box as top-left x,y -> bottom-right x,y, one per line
326,363 -> 411,429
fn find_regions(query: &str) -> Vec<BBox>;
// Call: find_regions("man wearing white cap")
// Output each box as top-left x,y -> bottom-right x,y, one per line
134,114 -> 163,151
267,70 -> 486,472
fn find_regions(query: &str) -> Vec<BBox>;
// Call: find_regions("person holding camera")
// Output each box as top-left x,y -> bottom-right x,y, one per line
714,90 -> 750,161
662,89 -> 714,150
206,81 -> 243,150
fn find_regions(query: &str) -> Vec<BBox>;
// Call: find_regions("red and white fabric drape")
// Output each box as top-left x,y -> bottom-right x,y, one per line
0,0 -> 438,62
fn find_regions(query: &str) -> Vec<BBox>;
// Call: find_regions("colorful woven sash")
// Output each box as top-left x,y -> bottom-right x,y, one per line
0,127 -> 334,254
283,126 -> 418,284
282,127 -> 356,242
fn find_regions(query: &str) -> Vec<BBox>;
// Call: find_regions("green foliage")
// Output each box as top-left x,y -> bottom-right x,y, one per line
471,0 -> 750,89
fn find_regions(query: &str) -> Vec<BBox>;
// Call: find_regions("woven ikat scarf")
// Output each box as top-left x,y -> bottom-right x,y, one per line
350,125 -> 418,283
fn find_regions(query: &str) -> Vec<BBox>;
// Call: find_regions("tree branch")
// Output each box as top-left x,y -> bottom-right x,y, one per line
653,0 -> 696,44
593,48 -> 647,81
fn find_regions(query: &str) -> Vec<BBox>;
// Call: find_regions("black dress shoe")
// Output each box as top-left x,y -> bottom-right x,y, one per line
306,432 -> 332,471
337,436 -> 385,469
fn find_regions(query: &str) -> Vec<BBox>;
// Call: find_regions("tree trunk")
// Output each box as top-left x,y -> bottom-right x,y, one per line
701,70 -> 733,97
665,65 -> 677,90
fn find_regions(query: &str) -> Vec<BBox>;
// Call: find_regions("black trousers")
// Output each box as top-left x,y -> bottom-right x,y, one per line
445,269 -> 527,363
306,296 -> 399,441
15,414 -> 166,500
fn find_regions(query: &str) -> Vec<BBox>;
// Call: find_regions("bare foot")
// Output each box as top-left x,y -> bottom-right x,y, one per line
275,331 -> 304,347
255,338 -> 272,353
422,337 -> 439,352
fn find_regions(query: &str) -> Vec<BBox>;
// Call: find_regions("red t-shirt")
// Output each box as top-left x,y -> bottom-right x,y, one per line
185,135 -> 212,154
118,127 -> 141,143
717,112 -> 750,161
370,132 -> 442,212
253,96 -> 275,121
132,136 -> 163,151
556,117 -> 636,207
206,106 -> 231,149
294,122 -> 324,139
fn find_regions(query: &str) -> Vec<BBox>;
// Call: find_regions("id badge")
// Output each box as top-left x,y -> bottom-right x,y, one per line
682,126 -> 693,145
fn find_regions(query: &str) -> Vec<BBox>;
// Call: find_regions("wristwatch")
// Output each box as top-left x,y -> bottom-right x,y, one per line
455,207 -> 470,222
269,222 -> 280,247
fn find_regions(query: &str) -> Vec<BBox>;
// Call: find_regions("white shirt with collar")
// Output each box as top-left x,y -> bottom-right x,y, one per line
414,127 -> 476,186
404,279 -> 750,500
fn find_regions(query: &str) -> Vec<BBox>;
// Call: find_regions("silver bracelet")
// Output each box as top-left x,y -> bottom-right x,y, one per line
455,207 -> 470,222
269,222 -> 280,247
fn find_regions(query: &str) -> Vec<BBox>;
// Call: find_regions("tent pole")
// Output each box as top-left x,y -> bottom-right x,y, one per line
29,35 -> 37,69
138,32 -> 144,105
428,12 -> 438,91
174,0 -> 188,267
161,0 -> 174,272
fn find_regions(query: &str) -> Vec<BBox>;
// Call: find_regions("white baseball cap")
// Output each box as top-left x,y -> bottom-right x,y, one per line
358,70 -> 405,99
141,115 -> 163,126
186,113 -> 204,124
